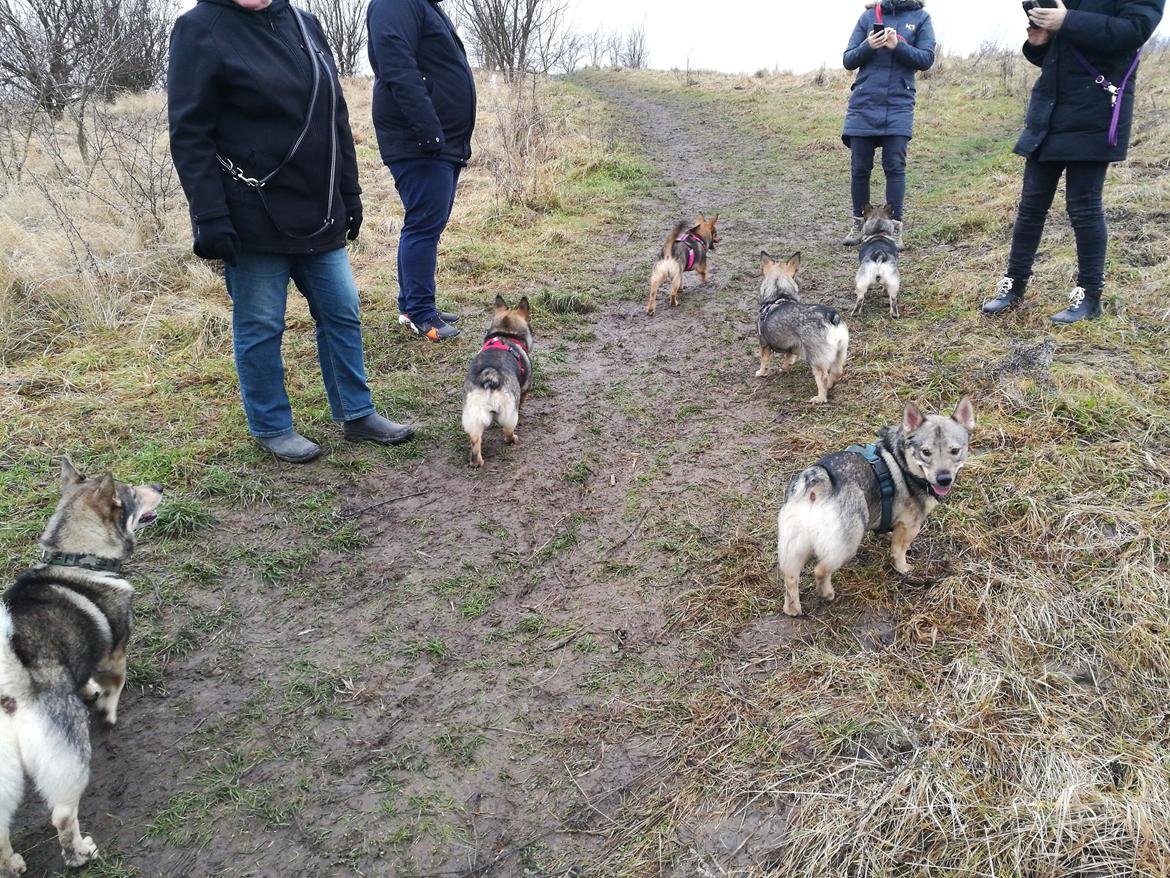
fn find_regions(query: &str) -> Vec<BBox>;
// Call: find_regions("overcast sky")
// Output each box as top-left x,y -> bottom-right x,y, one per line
561,0 -> 1170,74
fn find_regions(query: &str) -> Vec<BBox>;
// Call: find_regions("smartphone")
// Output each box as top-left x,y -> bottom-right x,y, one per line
1022,0 -> 1057,20
872,23 -> 885,35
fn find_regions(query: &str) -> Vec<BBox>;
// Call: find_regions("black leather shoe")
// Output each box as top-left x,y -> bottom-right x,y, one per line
982,276 -> 1026,315
257,431 -> 322,463
343,413 -> 416,445
1050,287 -> 1102,324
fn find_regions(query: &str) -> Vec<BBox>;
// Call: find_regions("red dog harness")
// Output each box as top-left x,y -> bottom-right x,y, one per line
480,334 -> 531,385
678,233 -> 708,272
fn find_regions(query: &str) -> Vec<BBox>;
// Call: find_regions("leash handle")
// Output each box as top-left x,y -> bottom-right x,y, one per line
1071,46 -> 1143,147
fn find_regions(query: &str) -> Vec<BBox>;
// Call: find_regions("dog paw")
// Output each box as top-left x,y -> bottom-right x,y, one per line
2,853 -> 27,876
782,600 -> 803,618
808,396 -> 828,405
818,586 -> 836,602
893,560 -> 913,575
754,368 -> 768,378
504,433 -> 517,445
62,837 -> 97,867
80,679 -> 100,703
469,457 -> 484,469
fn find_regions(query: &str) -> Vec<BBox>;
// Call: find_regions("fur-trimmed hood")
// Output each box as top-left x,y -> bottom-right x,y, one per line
866,1 -> 925,9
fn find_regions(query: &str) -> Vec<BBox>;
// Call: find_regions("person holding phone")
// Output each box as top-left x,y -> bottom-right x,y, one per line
841,1 -> 936,249
982,0 -> 1164,323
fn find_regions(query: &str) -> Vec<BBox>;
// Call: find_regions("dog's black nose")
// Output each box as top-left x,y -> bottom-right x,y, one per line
936,473 -> 953,487
151,484 -> 164,494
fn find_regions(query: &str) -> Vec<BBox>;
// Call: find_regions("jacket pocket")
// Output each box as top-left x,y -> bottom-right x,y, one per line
1025,96 -> 1055,133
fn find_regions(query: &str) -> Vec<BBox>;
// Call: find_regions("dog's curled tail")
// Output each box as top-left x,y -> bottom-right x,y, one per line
787,466 -> 834,505
662,220 -> 689,259
478,368 -> 502,391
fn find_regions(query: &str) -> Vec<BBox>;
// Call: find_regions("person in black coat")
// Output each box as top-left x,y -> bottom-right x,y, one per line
367,0 -> 477,342
982,0 -> 1165,323
168,0 -> 415,463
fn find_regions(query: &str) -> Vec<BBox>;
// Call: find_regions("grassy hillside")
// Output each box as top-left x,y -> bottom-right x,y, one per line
1,46 -> 1169,877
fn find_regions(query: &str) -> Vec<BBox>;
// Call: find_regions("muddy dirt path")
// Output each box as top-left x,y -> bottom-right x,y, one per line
20,79 -> 861,877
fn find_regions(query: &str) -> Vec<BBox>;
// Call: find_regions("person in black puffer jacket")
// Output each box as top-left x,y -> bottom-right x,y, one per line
368,0 -> 477,343
168,0 -> 416,462
982,0 -> 1165,324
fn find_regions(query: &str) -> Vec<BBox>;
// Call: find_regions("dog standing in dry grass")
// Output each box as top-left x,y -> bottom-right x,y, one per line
853,202 -> 901,317
756,251 -> 850,405
646,214 -> 720,315
1,460 -> 163,875
463,296 -> 533,468
776,399 -> 975,616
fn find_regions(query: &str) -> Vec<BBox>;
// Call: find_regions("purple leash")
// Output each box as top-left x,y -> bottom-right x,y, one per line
1071,47 -> 1144,147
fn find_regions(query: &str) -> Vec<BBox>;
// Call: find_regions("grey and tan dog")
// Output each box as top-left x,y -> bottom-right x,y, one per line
755,251 -> 850,405
1,460 -> 163,875
776,399 -> 975,616
853,202 -> 901,317
462,295 -> 534,468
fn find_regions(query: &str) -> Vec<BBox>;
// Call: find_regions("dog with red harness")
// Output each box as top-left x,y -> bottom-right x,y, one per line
646,214 -> 720,316
462,295 -> 534,468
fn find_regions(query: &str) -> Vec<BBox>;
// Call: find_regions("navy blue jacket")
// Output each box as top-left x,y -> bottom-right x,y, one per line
1016,0 -> 1164,163
842,1 -> 935,144
367,0 -> 477,166
168,0 -> 359,255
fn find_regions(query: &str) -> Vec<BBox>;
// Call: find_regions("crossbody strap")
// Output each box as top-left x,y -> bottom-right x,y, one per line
216,8 -> 338,240
1070,46 -> 1143,147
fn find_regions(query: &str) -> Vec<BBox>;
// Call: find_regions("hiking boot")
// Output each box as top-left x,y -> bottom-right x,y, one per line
342,412 -> 416,445
399,310 -> 460,329
842,216 -> 864,246
892,219 -> 905,251
982,276 -> 1026,316
1050,287 -> 1102,324
257,430 -> 322,463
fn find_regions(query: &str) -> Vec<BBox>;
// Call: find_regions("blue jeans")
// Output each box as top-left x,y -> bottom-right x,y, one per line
850,135 -> 909,220
389,158 -> 461,324
224,247 -> 375,438
1007,158 -> 1108,293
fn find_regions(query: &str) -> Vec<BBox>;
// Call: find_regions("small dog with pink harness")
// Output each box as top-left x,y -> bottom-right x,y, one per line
646,214 -> 720,316
462,295 -> 534,468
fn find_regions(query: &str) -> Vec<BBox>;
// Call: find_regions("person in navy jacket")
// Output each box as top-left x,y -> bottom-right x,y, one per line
841,1 -> 935,249
367,0 -> 477,343
982,0 -> 1164,323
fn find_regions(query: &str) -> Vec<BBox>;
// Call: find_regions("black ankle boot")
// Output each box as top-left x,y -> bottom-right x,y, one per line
1050,287 -> 1102,324
982,276 -> 1027,316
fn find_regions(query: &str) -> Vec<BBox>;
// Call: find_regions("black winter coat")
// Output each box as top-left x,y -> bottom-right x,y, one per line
1016,0 -> 1164,163
367,0 -> 476,167
167,0 -> 360,255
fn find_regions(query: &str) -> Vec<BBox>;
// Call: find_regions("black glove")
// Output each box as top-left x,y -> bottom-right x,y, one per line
419,133 -> 443,156
344,194 -> 363,241
193,216 -> 240,266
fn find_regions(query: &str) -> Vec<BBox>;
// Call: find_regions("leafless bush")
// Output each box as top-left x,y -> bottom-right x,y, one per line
85,101 -> 182,244
457,0 -> 571,76
0,96 -> 37,185
584,28 -> 609,68
620,20 -> 648,70
480,74 -> 559,210
307,0 -> 367,78
0,0 -> 175,120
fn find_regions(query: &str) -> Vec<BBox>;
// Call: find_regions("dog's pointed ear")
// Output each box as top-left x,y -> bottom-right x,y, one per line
95,473 -> 121,508
697,214 -> 706,225
516,296 -> 531,319
711,212 -> 719,224
494,294 -> 508,314
61,457 -> 83,490
902,402 -> 924,434
883,203 -> 896,217
952,397 -> 976,432
862,203 -> 874,218
760,250 -> 774,271
786,252 -> 801,277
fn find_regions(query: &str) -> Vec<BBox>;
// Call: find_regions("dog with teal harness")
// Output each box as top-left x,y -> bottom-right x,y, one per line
776,399 -> 976,617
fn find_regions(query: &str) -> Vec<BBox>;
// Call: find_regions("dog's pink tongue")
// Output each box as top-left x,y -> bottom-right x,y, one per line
933,484 -> 953,498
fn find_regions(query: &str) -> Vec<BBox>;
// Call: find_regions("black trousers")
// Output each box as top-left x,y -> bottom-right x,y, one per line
850,135 -> 909,220
1006,158 -> 1108,293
